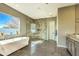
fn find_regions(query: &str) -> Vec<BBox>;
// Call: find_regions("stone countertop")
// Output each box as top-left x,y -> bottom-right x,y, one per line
67,34 -> 79,42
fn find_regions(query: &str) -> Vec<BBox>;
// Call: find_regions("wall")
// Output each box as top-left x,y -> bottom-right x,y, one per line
35,17 -> 57,40
58,5 -> 75,48
0,3 -> 33,35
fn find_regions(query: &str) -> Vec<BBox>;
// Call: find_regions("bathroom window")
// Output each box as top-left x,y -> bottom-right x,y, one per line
0,12 -> 20,36
31,23 -> 37,33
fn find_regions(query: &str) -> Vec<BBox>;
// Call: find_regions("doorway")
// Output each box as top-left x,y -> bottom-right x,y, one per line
48,20 -> 56,41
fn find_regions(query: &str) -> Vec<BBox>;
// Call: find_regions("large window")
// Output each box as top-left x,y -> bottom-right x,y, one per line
31,23 -> 37,33
0,12 -> 20,36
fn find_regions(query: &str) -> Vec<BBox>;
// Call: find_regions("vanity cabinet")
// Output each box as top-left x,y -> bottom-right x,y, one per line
73,4 -> 79,56
66,37 -> 75,56
75,42 -> 79,56
66,4 -> 79,56
66,35 -> 79,56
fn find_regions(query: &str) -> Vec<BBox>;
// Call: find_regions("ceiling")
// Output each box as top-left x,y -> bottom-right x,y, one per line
5,3 -> 75,19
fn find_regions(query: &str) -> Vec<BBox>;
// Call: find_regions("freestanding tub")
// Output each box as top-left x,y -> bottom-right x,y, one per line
0,37 -> 29,56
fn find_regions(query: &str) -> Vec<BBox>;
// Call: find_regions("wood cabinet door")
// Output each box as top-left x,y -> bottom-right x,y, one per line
76,4 -> 79,19
75,4 -> 79,35
75,42 -> 79,56
71,41 -> 75,56
66,38 -> 72,54
75,46 -> 79,56
66,37 -> 75,56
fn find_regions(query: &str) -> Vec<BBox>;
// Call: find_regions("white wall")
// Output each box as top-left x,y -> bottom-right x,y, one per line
20,17 -> 27,35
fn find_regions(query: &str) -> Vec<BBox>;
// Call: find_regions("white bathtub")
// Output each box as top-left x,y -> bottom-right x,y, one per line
0,37 -> 29,56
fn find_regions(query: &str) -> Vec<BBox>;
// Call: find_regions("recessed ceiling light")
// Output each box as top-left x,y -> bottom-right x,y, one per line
49,13 -> 52,15
15,4 -> 19,7
38,7 -> 40,9
45,3 -> 48,4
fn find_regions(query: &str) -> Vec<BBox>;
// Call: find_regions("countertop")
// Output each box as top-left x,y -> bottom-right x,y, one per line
67,35 -> 79,42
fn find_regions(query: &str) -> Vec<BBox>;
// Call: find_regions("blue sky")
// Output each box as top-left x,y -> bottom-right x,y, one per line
0,13 -> 19,35
0,13 -> 12,27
